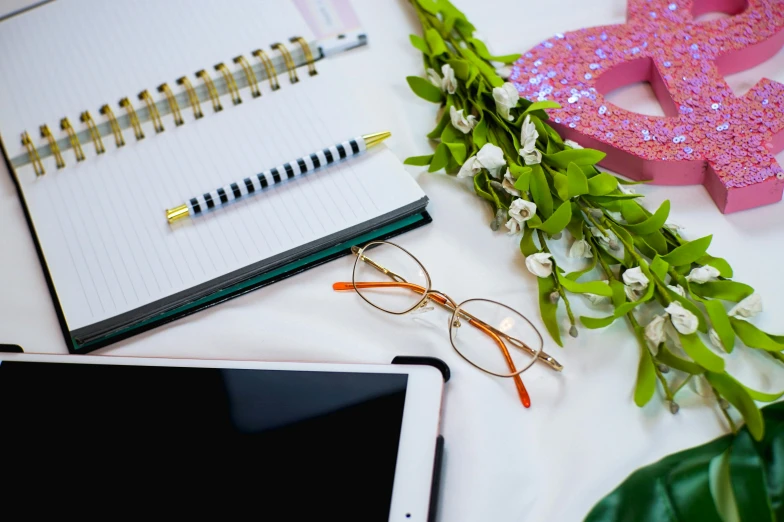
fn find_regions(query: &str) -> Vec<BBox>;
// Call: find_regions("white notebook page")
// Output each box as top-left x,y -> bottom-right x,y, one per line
15,60 -> 425,330
0,0 -> 314,156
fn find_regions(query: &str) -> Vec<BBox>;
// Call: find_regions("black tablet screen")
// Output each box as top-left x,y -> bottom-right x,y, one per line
0,361 -> 408,520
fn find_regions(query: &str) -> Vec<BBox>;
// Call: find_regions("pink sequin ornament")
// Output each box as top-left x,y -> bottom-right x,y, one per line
512,0 -> 784,213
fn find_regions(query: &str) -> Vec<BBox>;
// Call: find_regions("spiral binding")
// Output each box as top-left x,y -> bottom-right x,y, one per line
158,83 -> 184,126
40,124 -> 65,168
18,38 -> 317,174
60,117 -> 86,162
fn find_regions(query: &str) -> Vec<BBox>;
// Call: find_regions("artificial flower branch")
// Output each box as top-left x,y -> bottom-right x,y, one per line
404,0 -> 784,440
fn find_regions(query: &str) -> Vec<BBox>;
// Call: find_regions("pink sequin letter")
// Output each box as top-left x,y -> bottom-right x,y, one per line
512,0 -> 784,213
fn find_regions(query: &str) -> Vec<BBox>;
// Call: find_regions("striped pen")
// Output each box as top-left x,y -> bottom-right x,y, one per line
165,131 -> 391,223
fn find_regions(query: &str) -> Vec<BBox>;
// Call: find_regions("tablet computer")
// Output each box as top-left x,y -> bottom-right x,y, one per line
0,353 -> 444,521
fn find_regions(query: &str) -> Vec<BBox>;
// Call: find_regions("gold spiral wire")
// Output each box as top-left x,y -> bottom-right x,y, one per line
177,76 -> 203,119
60,117 -> 86,162
100,104 -> 126,148
138,90 -> 164,133
290,36 -> 317,76
40,124 -> 65,168
119,97 -> 145,140
233,55 -> 261,98
252,49 -> 280,91
271,42 -> 299,84
21,131 -> 45,176
215,63 -> 242,105
158,83 -> 184,126
196,69 -> 223,112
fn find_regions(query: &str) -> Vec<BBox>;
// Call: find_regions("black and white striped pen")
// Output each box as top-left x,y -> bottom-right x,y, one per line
165,131 -> 391,223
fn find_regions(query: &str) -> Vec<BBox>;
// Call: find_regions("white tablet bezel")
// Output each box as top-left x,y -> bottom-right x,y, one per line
0,353 -> 444,521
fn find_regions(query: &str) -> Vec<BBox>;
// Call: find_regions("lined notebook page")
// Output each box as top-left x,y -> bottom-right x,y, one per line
0,0 -> 313,155
15,58 -> 425,330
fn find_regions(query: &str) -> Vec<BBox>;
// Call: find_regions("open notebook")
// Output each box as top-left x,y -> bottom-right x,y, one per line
0,0 -> 429,353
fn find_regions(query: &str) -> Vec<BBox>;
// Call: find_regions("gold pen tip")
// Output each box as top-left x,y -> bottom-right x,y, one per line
362,131 -> 392,149
166,204 -> 190,224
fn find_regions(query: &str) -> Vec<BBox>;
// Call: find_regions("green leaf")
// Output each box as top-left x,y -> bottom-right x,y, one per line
513,169 -> 531,192
610,280 -> 626,307
645,231 -> 670,256
620,200 -> 647,224
680,333 -> 724,372
566,162 -> 589,198
553,172 -> 569,201
409,34 -> 430,54
473,171 -> 494,203
634,336 -> 657,407
587,173 -> 620,196
529,165 -> 553,218
728,429 -> 775,520
703,300 -> 735,353
406,76 -> 443,103
661,235 -> 713,267
558,275 -> 613,296
657,345 -> 705,374
586,194 -> 644,204
441,124 -> 467,163
523,100 -> 561,115
650,256 -> 669,280
706,372 -> 764,441
691,281 -> 754,302
537,275 -> 562,347
584,434 -> 731,522
698,255 -> 734,278
425,28 -> 447,56
709,448 -> 741,522
427,104 -> 451,139
446,59 -> 471,80
404,154 -> 433,166
428,143 -> 449,172
414,0 -> 440,14
545,148 -> 607,168
468,37 -> 521,63
520,227 -> 537,256
533,201 -> 571,235
625,200 -> 670,235
730,318 -> 784,352
742,384 -> 784,402
472,117 -> 487,148
461,47 -> 503,88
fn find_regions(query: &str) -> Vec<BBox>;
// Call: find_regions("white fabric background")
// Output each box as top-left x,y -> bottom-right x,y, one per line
1,1 -> 783,520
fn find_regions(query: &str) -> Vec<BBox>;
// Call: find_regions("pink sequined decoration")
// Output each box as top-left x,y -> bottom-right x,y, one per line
511,0 -> 784,213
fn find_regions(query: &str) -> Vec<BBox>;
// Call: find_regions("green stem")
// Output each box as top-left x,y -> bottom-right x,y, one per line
672,374 -> 692,395
713,386 -> 739,433
771,351 -> 784,364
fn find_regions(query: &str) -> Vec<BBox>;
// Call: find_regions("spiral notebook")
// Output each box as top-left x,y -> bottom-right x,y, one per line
0,0 -> 430,353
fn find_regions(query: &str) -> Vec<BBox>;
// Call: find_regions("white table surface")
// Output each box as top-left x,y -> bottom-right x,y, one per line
2,1 -> 784,520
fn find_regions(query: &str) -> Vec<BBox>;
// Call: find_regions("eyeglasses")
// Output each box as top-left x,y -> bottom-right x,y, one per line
332,241 -> 563,408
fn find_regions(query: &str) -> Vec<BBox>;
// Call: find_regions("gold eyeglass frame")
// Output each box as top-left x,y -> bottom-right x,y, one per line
334,240 -> 564,409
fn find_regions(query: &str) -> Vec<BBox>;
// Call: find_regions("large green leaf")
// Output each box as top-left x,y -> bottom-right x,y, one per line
533,201 -> 571,235
706,372 -> 764,441
624,200 -> 670,235
558,274 -> 613,296
544,148 -> 607,168
529,164 -> 553,218
537,275 -> 562,347
425,27 -> 447,55
730,318 -> 784,352
634,334 -> 657,407
567,162 -> 589,198
680,333 -> 724,372
585,402 -> 784,522
404,154 -> 433,166
691,281 -> 754,302
409,34 -> 430,54
587,173 -> 619,196
406,76 -> 443,103
661,236 -> 713,267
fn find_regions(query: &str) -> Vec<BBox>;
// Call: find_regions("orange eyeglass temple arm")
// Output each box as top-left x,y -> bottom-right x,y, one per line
333,281 -> 532,408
